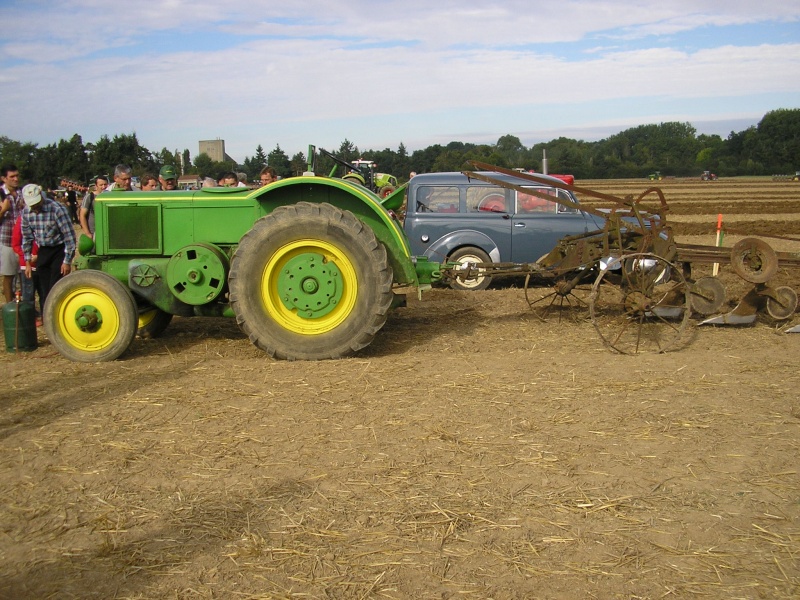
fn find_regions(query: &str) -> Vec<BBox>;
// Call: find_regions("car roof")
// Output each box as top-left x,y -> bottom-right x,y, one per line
409,171 -> 568,186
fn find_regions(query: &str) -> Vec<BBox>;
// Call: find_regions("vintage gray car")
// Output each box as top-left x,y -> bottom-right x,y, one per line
403,172 -> 603,289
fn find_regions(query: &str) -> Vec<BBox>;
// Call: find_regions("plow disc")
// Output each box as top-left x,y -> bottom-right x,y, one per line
689,276 -> 726,315
700,283 -> 799,326
766,286 -> 798,320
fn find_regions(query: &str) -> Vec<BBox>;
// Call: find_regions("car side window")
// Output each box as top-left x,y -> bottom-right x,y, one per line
416,186 -> 460,213
556,189 -> 579,214
517,187 -> 557,213
467,186 -> 507,213
516,187 -> 580,214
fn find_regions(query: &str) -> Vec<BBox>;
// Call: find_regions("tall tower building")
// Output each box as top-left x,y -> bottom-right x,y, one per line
199,139 -> 226,163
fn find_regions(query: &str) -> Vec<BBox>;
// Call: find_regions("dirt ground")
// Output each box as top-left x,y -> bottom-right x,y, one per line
1,178 -> 799,599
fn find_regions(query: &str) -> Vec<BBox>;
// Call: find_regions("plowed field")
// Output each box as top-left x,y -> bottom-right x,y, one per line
1,177 -> 799,599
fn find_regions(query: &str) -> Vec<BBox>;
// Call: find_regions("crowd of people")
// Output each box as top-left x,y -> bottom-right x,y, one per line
0,163 -> 282,327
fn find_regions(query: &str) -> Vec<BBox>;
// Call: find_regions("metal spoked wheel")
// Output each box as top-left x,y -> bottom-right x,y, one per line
589,253 -> 691,354
525,269 -> 594,322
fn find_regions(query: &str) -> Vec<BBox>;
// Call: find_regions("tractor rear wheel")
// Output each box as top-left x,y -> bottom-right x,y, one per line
44,270 -> 138,362
228,202 -> 394,360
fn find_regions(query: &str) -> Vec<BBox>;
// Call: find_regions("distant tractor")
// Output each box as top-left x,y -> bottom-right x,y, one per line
772,170 -> 800,181
317,148 -> 398,198
342,159 -> 398,198
701,170 -> 718,181
648,171 -> 663,181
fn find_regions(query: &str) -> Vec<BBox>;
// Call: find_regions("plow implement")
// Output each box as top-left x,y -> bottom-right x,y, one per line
676,239 -> 800,325
443,162 -> 800,354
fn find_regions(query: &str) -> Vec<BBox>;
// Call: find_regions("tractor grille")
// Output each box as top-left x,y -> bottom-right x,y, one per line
107,205 -> 161,252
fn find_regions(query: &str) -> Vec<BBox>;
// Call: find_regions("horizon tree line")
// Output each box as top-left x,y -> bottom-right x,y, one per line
1,108 -> 797,190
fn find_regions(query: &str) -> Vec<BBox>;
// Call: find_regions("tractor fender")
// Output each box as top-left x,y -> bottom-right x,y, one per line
253,176 -> 419,285
422,229 -> 502,263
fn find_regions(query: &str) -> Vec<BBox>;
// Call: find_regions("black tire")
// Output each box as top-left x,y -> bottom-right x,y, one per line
44,270 -> 138,362
342,175 -> 364,187
137,307 -> 173,339
448,247 -> 492,291
228,202 -> 394,359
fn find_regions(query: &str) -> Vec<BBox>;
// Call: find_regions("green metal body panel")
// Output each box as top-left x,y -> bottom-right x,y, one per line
78,177 -> 429,316
380,183 -> 407,211
374,173 -> 398,189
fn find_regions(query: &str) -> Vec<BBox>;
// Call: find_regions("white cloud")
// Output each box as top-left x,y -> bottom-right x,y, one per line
0,1 -> 797,158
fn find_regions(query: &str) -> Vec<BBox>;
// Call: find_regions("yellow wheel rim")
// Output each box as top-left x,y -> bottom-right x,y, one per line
262,239 -> 358,335
54,286 -> 122,352
138,309 -> 157,329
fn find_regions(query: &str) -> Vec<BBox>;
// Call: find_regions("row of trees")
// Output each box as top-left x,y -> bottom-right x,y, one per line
1,109 -> 797,189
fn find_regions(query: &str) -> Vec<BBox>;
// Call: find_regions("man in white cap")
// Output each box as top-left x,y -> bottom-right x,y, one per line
20,184 -> 77,314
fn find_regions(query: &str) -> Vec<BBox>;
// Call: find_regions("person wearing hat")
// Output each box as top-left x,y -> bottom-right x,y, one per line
20,183 -> 77,315
159,165 -> 178,190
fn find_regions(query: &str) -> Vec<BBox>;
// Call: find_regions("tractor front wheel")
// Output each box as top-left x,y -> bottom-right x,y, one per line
228,202 -> 394,360
44,270 -> 138,362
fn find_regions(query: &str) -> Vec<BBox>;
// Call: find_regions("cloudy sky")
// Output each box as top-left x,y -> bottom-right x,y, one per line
1,0 -> 798,163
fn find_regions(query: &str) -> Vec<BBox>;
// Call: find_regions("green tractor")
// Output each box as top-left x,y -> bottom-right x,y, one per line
648,171 -> 663,181
318,148 -> 398,198
343,160 -> 398,199
46,146 -> 437,362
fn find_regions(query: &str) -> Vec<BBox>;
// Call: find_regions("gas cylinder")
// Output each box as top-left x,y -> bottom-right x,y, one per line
3,292 -> 38,352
